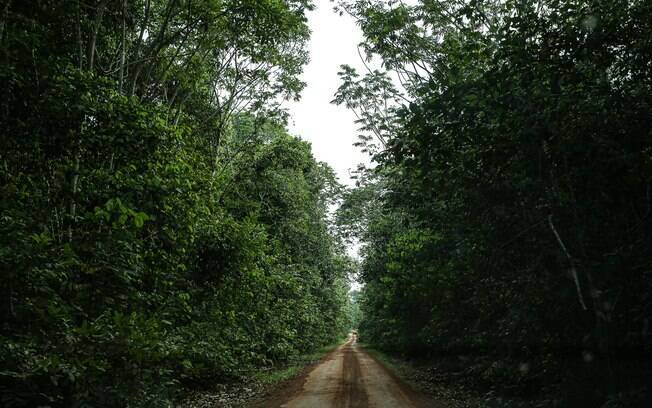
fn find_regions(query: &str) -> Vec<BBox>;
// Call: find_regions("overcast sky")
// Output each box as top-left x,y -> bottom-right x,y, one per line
286,2 -> 371,187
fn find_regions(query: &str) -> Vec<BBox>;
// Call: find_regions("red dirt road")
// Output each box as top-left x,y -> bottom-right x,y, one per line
260,334 -> 438,408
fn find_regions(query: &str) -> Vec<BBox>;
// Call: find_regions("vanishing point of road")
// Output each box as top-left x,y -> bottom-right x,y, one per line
258,334 -> 437,408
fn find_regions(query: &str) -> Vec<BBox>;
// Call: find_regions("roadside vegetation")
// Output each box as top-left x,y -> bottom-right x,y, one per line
0,1 -> 354,406
2,0 -> 651,407
335,0 -> 652,406
179,339 -> 344,408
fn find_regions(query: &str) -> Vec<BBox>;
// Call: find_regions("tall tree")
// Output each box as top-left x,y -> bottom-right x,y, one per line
0,1 -> 353,406
337,0 -> 652,405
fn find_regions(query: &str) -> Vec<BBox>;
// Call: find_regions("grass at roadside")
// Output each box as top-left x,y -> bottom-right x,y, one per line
251,365 -> 302,385
357,343 -> 429,393
357,343 -> 480,408
358,343 -> 632,408
252,341 -> 344,385
179,338 -> 346,408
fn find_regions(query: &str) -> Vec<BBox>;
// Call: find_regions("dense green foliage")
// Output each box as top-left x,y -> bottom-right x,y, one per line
3,0 -> 651,405
0,0 -> 353,406
336,0 -> 651,405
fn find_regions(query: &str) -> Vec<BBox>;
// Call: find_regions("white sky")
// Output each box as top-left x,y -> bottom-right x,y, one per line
286,2 -> 374,290
287,2 -> 371,187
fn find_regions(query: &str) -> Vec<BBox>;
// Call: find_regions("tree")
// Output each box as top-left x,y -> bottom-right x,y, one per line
0,1 -> 353,406
337,0 -> 652,405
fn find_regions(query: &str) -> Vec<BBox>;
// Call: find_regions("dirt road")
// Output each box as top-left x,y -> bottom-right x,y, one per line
260,334 -> 436,408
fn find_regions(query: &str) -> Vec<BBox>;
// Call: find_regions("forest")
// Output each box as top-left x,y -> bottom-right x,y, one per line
334,0 -> 651,406
1,0 -> 651,407
1,0 -> 352,406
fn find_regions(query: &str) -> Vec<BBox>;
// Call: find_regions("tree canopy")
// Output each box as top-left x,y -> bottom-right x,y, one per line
0,1 -> 355,406
335,0 -> 651,405
1,0 -> 651,406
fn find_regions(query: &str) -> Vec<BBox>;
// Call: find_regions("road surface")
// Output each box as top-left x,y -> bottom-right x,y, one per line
260,334 -> 436,408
